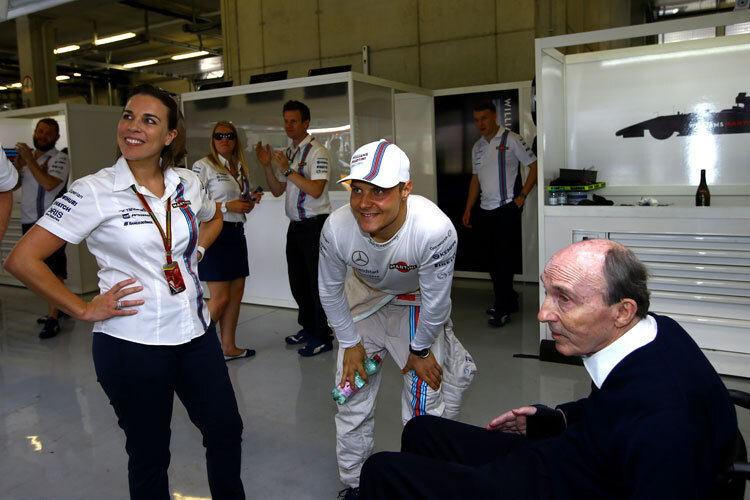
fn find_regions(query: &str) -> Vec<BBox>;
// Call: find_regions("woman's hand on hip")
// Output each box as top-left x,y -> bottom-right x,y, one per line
82,278 -> 144,322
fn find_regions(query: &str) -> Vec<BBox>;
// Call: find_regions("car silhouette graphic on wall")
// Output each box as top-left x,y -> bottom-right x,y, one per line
616,92 -> 750,140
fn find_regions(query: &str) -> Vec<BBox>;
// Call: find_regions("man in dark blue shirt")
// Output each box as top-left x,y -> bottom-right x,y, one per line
359,239 -> 737,500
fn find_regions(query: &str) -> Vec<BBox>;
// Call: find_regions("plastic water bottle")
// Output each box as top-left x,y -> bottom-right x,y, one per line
331,355 -> 382,405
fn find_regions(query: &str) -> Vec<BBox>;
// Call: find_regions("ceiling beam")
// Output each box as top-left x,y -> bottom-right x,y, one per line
119,0 -> 212,24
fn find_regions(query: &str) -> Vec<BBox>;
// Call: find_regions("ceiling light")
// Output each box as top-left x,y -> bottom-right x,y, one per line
123,59 -> 158,68
9,83 -> 22,88
94,32 -> 136,46
54,45 -> 80,55
73,72 -> 81,77
206,70 -> 224,79
171,51 -> 209,60
0,86 -> 7,91
56,75 -> 70,81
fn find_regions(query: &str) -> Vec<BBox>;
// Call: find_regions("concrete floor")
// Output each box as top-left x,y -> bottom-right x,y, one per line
0,279 -> 748,499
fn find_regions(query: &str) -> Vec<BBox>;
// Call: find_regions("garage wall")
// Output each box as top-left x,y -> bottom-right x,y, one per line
220,0 -> 644,90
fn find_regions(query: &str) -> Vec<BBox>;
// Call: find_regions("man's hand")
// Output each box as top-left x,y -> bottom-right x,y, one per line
486,405 -> 538,435
513,195 -> 525,208
255,142 -> 272,167
401,351 -> 443,390
271,150 -> 288,175
340,342 -> 367,388
461,208 -> 472,228
15,142 -> 33,168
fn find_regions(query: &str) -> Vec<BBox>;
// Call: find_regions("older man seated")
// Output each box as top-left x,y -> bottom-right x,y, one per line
359,239 -> 737,500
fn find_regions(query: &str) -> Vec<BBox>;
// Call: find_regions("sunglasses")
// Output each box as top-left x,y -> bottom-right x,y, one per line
213,132 -> 236,141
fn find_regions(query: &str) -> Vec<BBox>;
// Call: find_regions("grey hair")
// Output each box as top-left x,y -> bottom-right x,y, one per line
602,245 -> 650,318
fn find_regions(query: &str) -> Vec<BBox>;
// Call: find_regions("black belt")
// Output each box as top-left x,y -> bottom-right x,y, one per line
290,214 -> 328,224
224,221 -> 245,228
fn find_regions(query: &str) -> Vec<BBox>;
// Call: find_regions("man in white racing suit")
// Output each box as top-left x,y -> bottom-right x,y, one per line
318,140 -> 476,498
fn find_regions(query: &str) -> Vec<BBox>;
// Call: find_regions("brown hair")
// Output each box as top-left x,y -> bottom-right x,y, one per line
116,84 -> 186,170
35,117 -> 60,136
206,121 -> 250,182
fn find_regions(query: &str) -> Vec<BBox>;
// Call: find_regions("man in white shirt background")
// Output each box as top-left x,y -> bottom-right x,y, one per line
462,101 -> 537,328
256,100 -> 334,357
14,118 -> 70,338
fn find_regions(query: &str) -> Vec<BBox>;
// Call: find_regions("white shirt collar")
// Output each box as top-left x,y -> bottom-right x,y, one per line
485,125 -> 507,143
287,133 -> 313,153
112,155 -> 180,200
583,314 -> 657,389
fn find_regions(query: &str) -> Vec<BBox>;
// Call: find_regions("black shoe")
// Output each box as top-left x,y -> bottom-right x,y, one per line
486,302 -> 519,316
39,318 -> 60,339
298,339 -> 333,357
224,349 -> 256,361
488,314 -> 511,328
338,487 -> 359,500
37,311 -> 70,324
285,329 -> 309,345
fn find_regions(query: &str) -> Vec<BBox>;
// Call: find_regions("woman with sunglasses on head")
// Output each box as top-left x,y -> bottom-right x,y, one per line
192,121 -> 262,361
4,85 -> 245,499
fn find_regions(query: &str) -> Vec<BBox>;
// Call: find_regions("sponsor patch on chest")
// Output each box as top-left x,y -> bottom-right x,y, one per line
389,261 -> 417,273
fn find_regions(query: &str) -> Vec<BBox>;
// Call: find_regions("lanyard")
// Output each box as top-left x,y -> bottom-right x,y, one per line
285,147 -> 299,166
130,185 -> 173,264
227,162 -> 249,198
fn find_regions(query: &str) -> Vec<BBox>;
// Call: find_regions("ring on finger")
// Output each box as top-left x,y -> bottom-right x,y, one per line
116,300 -> 122,310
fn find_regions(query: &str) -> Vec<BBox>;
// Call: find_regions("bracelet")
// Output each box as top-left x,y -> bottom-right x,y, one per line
283,168 -> 293,177
196,245 -> 206,261
519,192 -> 527,199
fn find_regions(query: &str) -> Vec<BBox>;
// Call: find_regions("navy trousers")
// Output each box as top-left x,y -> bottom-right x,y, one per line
286,214 -> 333,344
476,203 -> 522,315
92,324 -> 245,499
360,415 -> 550,500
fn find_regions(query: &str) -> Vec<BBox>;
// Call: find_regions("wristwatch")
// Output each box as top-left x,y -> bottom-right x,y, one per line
409,344 -> 430,359
283,168 -> 293,177
518,192 -> 527,199
220,202 -> 227,213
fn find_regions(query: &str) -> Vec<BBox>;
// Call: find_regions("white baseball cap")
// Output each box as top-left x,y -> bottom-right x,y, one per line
337,140 -> 410,189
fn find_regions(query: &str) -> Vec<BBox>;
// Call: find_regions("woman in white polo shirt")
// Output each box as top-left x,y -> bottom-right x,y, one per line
192,121 -> 262,361
4,85 -> 245,499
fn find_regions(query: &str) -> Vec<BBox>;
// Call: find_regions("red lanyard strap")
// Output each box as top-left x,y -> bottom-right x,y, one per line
130,185 -> 173,264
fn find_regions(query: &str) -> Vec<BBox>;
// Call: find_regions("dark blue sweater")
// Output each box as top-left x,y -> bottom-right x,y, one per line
533,314 -> 737,499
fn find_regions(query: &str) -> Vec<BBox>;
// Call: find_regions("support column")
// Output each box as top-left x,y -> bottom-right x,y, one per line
220,0 -> 264,85
16,15 -> 58,107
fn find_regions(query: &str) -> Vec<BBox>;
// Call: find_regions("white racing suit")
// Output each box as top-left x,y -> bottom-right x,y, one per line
334,274 -> 477,488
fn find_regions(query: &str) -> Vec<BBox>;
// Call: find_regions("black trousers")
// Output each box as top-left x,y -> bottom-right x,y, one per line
286,215 -> 332,344
92,324 -> 245,500
476,203 -> 522,315
360,415 -> 550,500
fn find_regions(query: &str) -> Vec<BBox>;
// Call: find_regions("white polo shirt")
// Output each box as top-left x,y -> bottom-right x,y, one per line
318,195 -> 457,350
472,127 -> 536,210
37,156 -> 216,345
276,134 -> 331,221
20,147 -> 70,224
0,143 -> 19,191
192,155 -> 251,224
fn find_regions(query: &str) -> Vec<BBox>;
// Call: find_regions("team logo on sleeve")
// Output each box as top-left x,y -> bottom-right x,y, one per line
389,261 -> 417,273
432,240 -> 456,260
